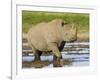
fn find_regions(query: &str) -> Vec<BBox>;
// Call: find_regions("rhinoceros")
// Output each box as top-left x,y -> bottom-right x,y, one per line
27,19 -> 77,67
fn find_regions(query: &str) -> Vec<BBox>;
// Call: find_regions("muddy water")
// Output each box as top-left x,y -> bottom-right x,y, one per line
22,42 -> 89,68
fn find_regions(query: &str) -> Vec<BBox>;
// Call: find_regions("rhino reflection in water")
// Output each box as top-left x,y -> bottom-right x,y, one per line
26,19 -> 77,67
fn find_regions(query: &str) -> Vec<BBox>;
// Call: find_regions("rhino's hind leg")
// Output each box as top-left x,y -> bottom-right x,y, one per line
28,43 -> 42,62
34,50 -> 42,62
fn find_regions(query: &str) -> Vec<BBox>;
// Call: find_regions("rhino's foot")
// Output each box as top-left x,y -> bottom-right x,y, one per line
33,60 -> 42,63
53,59 -> 63,67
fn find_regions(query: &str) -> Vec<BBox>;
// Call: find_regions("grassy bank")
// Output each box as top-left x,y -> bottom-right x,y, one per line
22,11 -> 89,33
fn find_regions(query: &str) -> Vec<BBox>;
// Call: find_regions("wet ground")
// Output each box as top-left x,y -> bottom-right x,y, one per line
22,42 -> 89,68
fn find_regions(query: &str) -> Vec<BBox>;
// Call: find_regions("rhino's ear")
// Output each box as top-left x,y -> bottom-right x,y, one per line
61,22 -> 68,27
61,22 -> 65,27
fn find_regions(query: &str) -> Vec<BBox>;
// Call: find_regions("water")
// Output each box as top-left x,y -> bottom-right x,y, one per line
22,53 -> 89,67
22,42 -> 89,68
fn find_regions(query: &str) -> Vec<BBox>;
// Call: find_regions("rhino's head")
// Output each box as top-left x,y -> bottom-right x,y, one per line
61,22 -> 77,42
50,19 -> 77,42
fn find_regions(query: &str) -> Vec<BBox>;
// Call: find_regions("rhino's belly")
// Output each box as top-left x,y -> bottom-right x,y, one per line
36,45 -> 51,52
32,41 -> 51,51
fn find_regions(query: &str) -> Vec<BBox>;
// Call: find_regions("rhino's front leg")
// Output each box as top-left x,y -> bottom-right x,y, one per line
58,41 -> 66,51
49,43 -> 63,67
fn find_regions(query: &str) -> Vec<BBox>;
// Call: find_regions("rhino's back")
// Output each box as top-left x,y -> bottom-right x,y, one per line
27,23 -> 49,51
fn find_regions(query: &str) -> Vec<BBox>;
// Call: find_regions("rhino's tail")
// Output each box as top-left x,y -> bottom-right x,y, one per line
22,33 -> 28,42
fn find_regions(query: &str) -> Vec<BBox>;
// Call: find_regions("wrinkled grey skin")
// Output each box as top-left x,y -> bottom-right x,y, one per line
27,19 -> 77,67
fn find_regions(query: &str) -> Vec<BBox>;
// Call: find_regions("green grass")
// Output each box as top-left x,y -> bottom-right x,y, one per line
22,11 -> 89,33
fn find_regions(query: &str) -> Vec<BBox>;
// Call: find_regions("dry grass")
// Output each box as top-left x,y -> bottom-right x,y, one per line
77,32 -> 89,42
